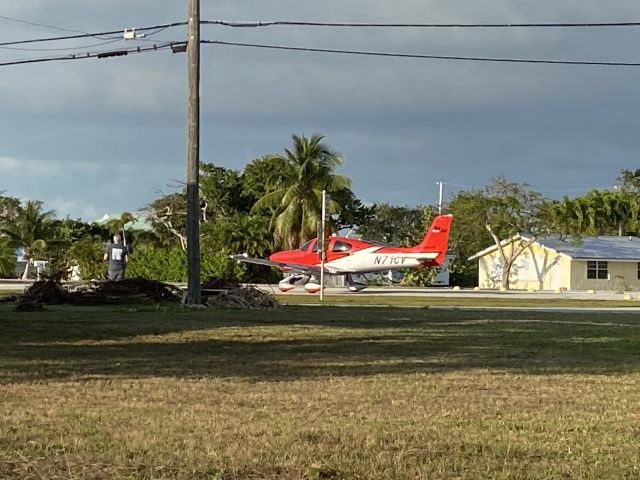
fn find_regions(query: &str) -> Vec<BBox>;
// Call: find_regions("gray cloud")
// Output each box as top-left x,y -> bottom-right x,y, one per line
1,0 -> 640,219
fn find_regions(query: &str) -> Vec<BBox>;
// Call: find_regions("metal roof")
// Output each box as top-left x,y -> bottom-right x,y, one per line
469,235 -> 640,262
536,236 -> 640,261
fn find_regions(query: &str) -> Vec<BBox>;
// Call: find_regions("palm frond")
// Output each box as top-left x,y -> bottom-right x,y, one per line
251,189 -> 287,213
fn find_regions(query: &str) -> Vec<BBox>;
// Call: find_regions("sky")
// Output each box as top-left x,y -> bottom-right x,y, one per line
1,1 -> 640,221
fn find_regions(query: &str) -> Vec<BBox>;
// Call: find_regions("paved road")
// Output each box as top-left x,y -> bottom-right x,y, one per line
2,280 -> 638,304
0,280 -> 30,292
259,284 -> 637,301
0,280 -> 634,298
260,285 -> 640,313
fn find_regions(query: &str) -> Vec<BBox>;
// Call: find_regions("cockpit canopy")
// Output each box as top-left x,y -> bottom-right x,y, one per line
299,238 -> 354,253
299,239 -> 318,252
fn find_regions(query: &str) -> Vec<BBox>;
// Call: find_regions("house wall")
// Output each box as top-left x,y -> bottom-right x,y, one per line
570,260 -> 640,291
477,243 -> 571,290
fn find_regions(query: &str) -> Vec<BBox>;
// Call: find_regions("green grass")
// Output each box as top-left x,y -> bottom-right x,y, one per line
276,293 -> 639,308
1,303 -> 640,479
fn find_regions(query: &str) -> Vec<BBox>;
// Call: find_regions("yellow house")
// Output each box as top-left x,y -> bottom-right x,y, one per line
469,235 -> 640,292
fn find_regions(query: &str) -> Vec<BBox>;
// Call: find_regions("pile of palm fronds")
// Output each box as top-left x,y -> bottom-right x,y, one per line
19,278 -> 182,305
10,277 -> 277,310
205,285 -> 279,310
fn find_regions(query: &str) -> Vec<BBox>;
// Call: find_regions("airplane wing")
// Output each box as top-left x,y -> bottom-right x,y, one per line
230,254 -> 347,274
231,255 -> 320,275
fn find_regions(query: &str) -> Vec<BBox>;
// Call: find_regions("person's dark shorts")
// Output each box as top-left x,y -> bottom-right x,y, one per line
108,269 -> 125,281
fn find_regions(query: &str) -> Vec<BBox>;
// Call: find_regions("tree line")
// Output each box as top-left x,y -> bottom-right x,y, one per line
1,133 -> 639,288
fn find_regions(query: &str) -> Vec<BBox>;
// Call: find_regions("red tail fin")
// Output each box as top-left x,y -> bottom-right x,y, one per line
413,214 -> 452,264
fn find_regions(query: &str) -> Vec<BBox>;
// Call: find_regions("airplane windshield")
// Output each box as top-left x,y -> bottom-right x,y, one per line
300,240 -> 313,251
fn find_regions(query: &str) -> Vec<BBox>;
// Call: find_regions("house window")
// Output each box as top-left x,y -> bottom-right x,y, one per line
587,261 -> 608,279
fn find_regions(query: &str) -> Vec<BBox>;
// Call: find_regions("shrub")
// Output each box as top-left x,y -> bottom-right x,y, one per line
127,245 -> 247,283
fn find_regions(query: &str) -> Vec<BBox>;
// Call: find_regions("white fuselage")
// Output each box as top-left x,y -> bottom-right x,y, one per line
321,247 -> 438,274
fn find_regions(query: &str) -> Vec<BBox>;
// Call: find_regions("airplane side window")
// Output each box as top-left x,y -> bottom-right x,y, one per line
332,240 -> 353,253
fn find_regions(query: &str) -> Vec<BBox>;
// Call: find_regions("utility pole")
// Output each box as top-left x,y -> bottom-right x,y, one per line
319,190 -> 328,301
185,0 -> 201,305
437,181 -> 444,214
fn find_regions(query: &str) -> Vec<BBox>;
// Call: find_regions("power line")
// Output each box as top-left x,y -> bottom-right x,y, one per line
0,38 -> 124,52
0,42 -> 176,67
0,14 -> 88,34
0,26 -> 175,53
0,29 -> 124,47
0,22 -> 187,47
4,38 -> 640,69
206,19 -> 640,29
0,15 -> 175,41
203,40 -> 640,67
5,17 -> 640,49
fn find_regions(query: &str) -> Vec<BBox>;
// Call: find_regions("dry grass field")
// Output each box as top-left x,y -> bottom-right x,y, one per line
1,301 -> 640,479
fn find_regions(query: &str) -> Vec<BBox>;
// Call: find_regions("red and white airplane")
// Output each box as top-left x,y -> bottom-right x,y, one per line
232,214 -> 452,293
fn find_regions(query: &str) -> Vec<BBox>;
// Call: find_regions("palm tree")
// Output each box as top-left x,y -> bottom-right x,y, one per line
600,189 -> 639,236
0,236 -> 16,277
0,200 -> 55,279
105,211 -> 136,245
555,195 -> 597,237
553,189 -> 640,238
251,133 -> 352,249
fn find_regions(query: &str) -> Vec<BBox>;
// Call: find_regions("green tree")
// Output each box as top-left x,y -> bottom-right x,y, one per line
482,177 -> 549,290
199,163 -> 249,218
1,200 -> 56,279
399,208 -> 440,286
67,236 -> 106,280
144,192 -> 188,250
0,193 -> 21,278
144,164 -> 253,252
618,169 -> 640,193
241,155 -> 291,209
446,190 -> 495,287
598,189 -> 636,236
551,189 -> 640,237
105,211 -> 136,245
201,214 -> 272,257
452,177 -> 549,290
44,218 -> 104,279
447,190 -> 493,259
0,194 -> 21,230
357,203 -> 428,245
251,133 -> 352,249
0,236 -> 15,277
